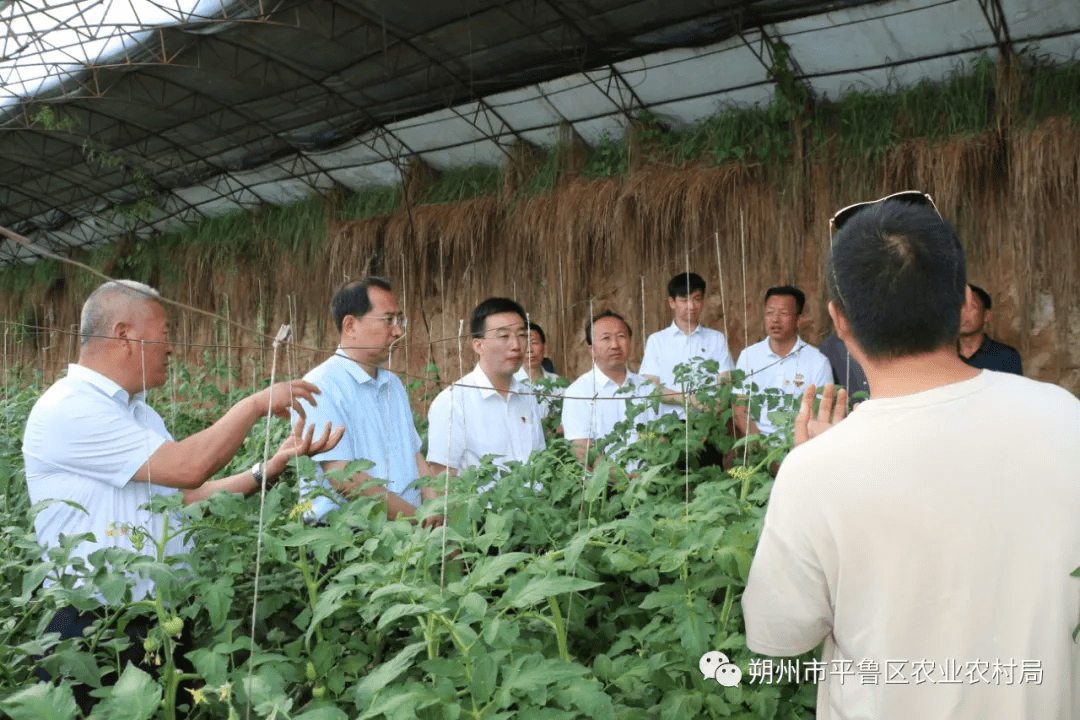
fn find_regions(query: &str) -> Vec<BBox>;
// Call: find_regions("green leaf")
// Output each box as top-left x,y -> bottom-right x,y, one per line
88,664 -> 162,720
21,562 -> 52,597
469,654 -> 497,703
467,552 -> 531,590
201,578 -> 234,629
561,677 -> 615,717
593,654 -> 613,681
676,608 -> 712,658
305,585 -> 353,642
460,592 -> 487,620
187,647 -> 228,686
294,709 -> 349,720
505,576 -> 602,609
0,682 -> 79,720
95,571 -> 129,605
45,648 -> 102,688
376,604 -> 430,631
355,641 -> 426,704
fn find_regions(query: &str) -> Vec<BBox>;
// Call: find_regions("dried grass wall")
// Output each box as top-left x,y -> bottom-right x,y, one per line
3,119 -> 1079,398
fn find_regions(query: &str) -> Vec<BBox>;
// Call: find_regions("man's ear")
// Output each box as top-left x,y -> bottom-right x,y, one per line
340,314 -> 355,338
828,302 -> 851,343
984,309 -> 994,326
113,320 -> 133,343
471,336 -> 483,357
667,297 -> 676,311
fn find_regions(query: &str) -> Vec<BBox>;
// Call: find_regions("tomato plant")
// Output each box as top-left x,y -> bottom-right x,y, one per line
0,358 -> 816,719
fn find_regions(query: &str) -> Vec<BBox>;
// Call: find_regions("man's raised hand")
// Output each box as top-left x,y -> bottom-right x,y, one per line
793,383 -> 848,447
252,379 -> 324,420
266,417 -> 345,478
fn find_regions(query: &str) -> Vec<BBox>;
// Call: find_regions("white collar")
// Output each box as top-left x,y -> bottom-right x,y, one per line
590,363 -> 632,389
765,336 -> 807,359
469,364 -> 527,400
667,321 -> 703,337
66,363 -> 145,405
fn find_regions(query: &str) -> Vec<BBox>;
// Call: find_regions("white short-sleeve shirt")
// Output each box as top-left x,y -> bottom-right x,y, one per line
293,350 -> 423,520
561,365 -> 657,441
743,371 -> 1080,720
427,365 -> 545,491
22,364 -> 192,601
639,323 -> 735,418
734,337 -> 833,438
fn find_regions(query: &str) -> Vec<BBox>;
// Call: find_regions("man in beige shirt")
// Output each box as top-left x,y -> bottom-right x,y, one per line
742,196 -> 1080,719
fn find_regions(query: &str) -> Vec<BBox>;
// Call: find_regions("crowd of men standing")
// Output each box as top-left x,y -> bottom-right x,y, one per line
24,193 -> 1070,718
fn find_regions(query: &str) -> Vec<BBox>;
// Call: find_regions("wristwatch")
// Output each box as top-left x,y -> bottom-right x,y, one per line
250,461 -> 265,485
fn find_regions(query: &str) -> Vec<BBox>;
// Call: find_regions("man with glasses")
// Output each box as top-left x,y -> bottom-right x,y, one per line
427,298 -> 545,492
743,197 -> 1080,719
733,285 -> 832,442
294,278 -> 439,523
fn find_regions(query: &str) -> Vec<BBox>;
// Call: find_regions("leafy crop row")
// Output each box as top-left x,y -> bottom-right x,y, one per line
0,358 -> 817,719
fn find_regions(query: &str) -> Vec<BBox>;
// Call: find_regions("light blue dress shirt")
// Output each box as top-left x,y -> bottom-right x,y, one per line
294,349 -> 423,519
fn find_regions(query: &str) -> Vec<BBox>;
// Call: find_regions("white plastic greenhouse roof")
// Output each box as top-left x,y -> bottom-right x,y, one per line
1,0 -> 1078,263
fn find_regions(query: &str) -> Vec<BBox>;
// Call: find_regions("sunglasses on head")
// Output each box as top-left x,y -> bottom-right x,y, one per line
830,191 -> 940,234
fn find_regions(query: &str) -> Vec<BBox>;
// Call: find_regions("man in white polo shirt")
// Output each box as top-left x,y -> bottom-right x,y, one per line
293,277 -> 439,524
733,285 -> 831,442
640,272 -> 734,416
562,311 -> 658,466
22,280 -> 341,710
743,197 -> 1080,719
427,298 -> 545,492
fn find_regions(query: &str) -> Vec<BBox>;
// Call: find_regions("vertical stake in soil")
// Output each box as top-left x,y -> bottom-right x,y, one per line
247,323 -> 291,720
714,231 -> 730,347
639,276 -> 646,343
740,211 -> 751,467
440,319 -> 466,591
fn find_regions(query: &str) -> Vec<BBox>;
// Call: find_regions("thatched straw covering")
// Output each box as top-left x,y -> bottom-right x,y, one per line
2,118 -> 1079,396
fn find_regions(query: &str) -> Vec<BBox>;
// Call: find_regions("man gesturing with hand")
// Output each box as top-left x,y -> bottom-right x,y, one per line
23,280 -> 344,712
741,198 -> 1080,719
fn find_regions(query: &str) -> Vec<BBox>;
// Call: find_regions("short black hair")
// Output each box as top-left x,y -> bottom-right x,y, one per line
527,322 -> 547,345
584,310 -> 631,345
827,200 -> 966,359
470,297 -> 528,338
968,284 -> 992,311
331,277 -> 393,332
764,285 -> 806,315
668,272 -> 706,299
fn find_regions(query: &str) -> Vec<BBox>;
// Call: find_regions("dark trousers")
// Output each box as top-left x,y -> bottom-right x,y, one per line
37,606 -> 190,716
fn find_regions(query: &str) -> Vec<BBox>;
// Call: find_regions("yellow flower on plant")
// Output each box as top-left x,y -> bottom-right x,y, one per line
728,466 -> 755,482
188,687 -> 207,706
288,500 -> 314,520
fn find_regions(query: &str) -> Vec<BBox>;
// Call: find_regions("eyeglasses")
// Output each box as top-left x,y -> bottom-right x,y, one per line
483,330 -> 529,344
367,313 -> 407,330
830,191 -> 939,235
